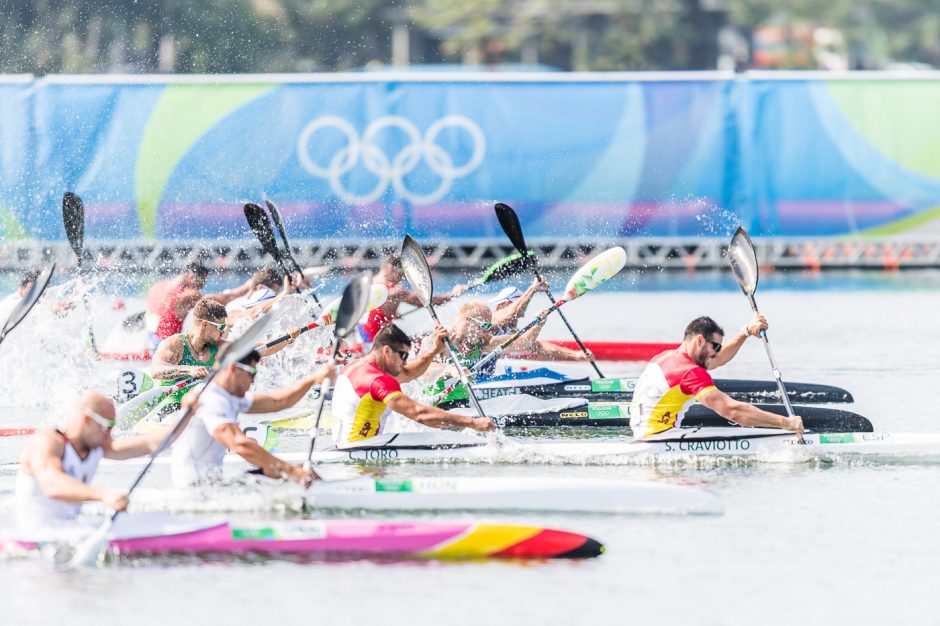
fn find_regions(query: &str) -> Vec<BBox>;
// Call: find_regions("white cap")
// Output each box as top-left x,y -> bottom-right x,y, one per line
488,286 -> 523,307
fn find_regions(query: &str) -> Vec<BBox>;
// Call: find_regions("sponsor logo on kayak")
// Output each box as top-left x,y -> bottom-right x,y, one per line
347,448 -> 401,461
663,439 -> 752,452
375,479 -> 413,492
297,115 -> 486,205
231,523 -> 328,540
563,385 -> 591,392
560,411 -> 589,418
478,387 -> 520,399
819,433 -> 858,444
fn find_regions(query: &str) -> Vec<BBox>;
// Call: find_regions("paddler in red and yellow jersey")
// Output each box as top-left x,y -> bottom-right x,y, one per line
332,323 -> 495,446
630,315 -> 804,439
358,255 -> 467,347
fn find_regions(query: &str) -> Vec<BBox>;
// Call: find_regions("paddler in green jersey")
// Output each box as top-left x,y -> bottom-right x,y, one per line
151,298 -> 300,415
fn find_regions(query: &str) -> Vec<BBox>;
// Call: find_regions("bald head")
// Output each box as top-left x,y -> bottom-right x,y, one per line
71,391 -> 115,425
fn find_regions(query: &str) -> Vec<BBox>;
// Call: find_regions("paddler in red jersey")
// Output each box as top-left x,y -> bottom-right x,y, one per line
358,255 -> 468,348
147,262 -> 255,350
630,315 -> 804,439
14,392 -> 178,532
332,323 -> 494,446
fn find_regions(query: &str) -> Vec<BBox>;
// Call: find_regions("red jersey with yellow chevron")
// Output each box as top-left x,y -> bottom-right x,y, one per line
331,358 -> 402,445
629,349 -> 717,438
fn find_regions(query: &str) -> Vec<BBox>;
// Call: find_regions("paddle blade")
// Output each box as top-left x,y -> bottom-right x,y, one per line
728,227 -> 759,297
319,283 -> 388,327
68,517 -> 112,568
479,251 -> 536,285
62,192 -> 85,260
563,247 -> 627,300
0,263 -> 55,342
495,202 -> 528,254
243,203 -> 282,263
265,200 -> 291,247
335,273 -> 372,339
217,311 -> 276,367
400,234 -> 434,308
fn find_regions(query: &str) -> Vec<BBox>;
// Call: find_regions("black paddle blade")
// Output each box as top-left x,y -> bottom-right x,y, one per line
400,234 -> 434,308
335,273 -> 372,340
266,200 -> 303,273
62,192 -> 85,261
728,226 -> 759,297
495,202 -> 528,254
0,262 -> 55,343
244,202 -> 282,264
480,250 -> 537,284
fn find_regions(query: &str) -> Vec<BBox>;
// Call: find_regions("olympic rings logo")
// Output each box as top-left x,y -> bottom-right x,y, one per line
296,115 -> 486,205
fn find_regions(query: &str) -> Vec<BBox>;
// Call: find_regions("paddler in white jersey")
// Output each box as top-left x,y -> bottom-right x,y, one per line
15,392 -> 174,532
170,349 -> 335,487
630,315 -> 804,440
332,324 -> 494,447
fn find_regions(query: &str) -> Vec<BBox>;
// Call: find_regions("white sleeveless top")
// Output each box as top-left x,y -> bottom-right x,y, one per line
15,432 -> 104,532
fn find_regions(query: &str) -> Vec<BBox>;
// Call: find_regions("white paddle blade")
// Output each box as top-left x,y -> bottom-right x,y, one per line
1,263 -> 55,339
318,283 -> 388,327
400,234 -> 434,308
68,518 -> 112,568
563,247 -> 627,300
728,227 -> 759,297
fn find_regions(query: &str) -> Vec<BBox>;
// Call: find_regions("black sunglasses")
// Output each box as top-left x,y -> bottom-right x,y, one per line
703,336 -> 722,353
392,348 -> 410,363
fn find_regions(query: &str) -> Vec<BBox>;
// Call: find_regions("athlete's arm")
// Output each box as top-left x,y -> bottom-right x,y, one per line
385,394 -> 495,432
699,389 -> 803,434
171,289 -> 203,319
212,423 -> 312,483
151,336 -> 209,380
246,363 -> 336,413
709,314 -> 768,369
103,414 -> 192,460
398,324 -> 448,382
23,432 -> 128,509
203,275 -> 256,306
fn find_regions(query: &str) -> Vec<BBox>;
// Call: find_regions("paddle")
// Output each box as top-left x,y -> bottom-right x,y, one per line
430,247 -> 628,403
68,312 -> 275,567
0,263 -> 55,345
301,273 -> 372,513
244,202 -> 292,277
495,202 -> 603,377
265,200 -> 321,306
727,227 -> 802,441
259,283 -> 388,351
63,192 -> 99,355
115,377 -> 199,425
400,234 -> 488,420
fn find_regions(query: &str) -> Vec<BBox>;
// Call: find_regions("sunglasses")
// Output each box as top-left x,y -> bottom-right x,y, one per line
391,348 -> 410,363
85,407 -> 115,431
703,336 -> 722,354
233,362 -> 258,378
468,316 -> 493,332
198,318 -> 227,332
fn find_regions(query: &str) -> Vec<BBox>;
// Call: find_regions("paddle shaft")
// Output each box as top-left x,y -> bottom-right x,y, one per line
304,345 -> 340,469
426,305 -> 487,419
260,320 -> 320,350
531,265 -> 603,377
747,295 -> 797,419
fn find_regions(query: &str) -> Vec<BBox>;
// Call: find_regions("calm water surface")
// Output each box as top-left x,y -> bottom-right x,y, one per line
1,271 -> 939,625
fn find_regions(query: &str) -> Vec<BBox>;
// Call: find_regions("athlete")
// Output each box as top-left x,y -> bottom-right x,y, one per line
0,270 -> 74,324
225,267 -> 296,323
358,255 -> 467,346
148,262 -> 255,350
15,392 -> 177,531
629,315 -> 804,439
332,323 -> 494,447
151,298 -> 299,414
170,350 -> 335,487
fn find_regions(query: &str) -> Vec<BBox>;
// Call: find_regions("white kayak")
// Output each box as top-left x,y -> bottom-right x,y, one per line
124,476 -> 723,516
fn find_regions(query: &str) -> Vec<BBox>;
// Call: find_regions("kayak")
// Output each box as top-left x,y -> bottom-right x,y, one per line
446,367 -> 854,406
127,476 -> 723,516
2,511 -> 604,561
336,340 -> 678,363
265,396 -> 872,433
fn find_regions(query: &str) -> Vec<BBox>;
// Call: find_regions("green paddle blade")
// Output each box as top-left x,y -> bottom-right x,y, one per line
400,234 -> 435,308
62,192 -> 85,262
0,263 -> 55,343
563,247 -> 627,300
728,226 -> 759,297
478,250 -> 536,284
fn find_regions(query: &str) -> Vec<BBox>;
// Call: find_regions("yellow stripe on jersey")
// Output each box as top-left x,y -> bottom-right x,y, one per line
347,391 -> 401,442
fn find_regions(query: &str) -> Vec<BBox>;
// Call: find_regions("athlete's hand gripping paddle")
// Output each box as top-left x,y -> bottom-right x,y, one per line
301,273 -> 372,513
0,263 -> 55,346
69,312 -> 275,568
63,192 -> 99,355
430,247 -> 627,404
728,227 -> 803,441
495,202 -> 603,377
400,235 -> 488,420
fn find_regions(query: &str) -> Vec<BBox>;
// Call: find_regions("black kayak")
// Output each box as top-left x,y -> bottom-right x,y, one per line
449,373 -> 854,408
460,400 -> 872,432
